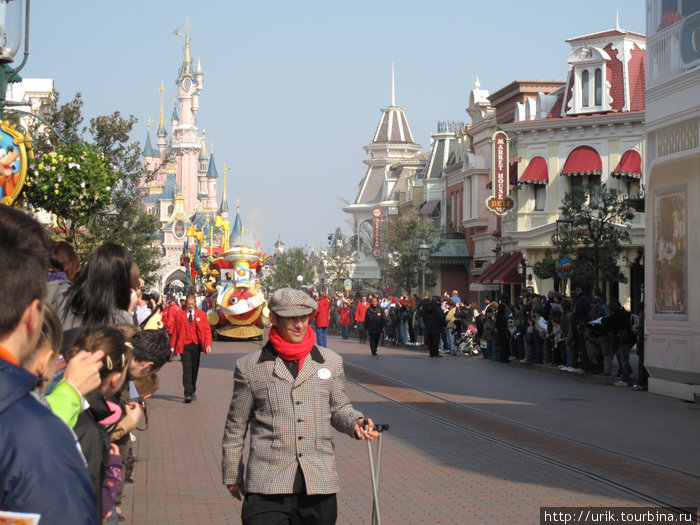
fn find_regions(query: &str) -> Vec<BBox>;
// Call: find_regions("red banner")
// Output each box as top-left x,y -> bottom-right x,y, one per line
486,130 -> 514,215
371,207 -> 382,258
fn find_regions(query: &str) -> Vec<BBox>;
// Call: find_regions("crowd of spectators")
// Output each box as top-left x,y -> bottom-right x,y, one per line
0,205 -> 172,524
313,284 -> 646,389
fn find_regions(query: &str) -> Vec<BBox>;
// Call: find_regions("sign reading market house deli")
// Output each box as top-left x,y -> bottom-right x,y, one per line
485,130 -> 514,216
371,207 -> 383,258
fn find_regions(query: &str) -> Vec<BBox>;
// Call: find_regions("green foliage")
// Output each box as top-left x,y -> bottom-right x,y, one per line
533,257 -> 556,280
23,92 -> 162,283
261,247 -> 316,293
555,184 -> 635,288
320,242 -> 352,292
381,211 -> 442,294
24,144 -> 118,236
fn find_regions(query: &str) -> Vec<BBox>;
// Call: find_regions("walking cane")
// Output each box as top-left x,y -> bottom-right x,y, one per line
364,421 -> 390,525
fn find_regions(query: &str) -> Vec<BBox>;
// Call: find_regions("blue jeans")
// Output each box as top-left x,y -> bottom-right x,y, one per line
341,326 -> 349,339
565,344 -> 576,368
491,340 -> 500,361
617,343 -> 632,382
315,327 -> 328,347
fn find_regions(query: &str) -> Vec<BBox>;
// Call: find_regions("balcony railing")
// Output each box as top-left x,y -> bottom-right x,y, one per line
440,226 -> 465,239
647,22 -> 683,88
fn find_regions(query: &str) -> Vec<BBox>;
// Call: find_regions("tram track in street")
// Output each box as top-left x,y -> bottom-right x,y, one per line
344,361 -> 700,516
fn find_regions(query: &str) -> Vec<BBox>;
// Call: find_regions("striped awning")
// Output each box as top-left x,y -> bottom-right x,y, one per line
560,146 -> 602,177
519,156 -> 548,184
610,149 -> 642,179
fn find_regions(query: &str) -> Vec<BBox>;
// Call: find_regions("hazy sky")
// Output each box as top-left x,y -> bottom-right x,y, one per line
23,1 -> 645,254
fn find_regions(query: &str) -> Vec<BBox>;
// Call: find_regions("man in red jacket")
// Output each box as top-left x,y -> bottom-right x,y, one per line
171,294 -> 212,403
355,295 -> 369,344
310,291 -> 331,347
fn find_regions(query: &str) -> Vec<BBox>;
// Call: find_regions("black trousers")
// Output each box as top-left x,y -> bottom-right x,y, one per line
368,332 -> 380,355
426,333 -> 441,356
181,343 -> 201,397
242,493 -> 337,525
357,322 -> 367,343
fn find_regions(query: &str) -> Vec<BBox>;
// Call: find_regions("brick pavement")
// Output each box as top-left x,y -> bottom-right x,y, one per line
123,334 -> 699,524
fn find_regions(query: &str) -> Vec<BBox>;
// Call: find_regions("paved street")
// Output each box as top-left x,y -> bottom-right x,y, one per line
123,334 -> 700,524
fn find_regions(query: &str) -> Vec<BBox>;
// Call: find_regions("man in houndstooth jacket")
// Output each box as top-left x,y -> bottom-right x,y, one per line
222,287 -> 378,524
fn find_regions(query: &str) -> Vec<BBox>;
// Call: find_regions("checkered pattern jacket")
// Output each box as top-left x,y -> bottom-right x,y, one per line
221,342 -> 362,495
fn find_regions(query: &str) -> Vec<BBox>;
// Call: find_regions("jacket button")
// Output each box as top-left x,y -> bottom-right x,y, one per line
298,453 -> 303,457
297,419 -> 303,423
298,436 -> 303,440
295,401 -> 302,405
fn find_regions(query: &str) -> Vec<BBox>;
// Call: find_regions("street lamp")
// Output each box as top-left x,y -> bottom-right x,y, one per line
0,0 -> 30,118
418,243 -> 430,297
296,274 -> 303,289
555,213 -> 573,243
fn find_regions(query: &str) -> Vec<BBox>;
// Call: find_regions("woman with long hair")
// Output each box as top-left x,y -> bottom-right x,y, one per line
57,243 -> 138,329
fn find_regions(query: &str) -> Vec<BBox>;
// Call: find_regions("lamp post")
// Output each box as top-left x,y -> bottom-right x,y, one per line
418,243 -> 430,297
555,213 -> 573,244
0,0 -> 30,119
296,274 -> 303,290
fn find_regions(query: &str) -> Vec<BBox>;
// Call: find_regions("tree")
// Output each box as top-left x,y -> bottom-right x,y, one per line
319,240 -> 353,293
553,184 -> 635,288
261,247 -> 316,293
24,92 -> 163,282
381,211 -> 442,294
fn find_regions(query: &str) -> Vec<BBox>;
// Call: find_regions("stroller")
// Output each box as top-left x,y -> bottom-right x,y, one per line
452,325 -> 480,356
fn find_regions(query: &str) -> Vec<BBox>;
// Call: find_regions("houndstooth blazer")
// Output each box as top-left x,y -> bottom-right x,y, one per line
221,342 -> 363,495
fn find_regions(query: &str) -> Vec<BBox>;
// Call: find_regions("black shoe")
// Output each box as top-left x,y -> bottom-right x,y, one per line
184,395 -> 192,403
371,352 -> 377,356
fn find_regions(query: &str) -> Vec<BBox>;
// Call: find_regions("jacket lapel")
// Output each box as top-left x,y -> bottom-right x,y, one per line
294,355 -> 317,387
273,357 -> 295,383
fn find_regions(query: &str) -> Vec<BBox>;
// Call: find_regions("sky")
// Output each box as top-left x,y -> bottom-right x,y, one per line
22,0 -> 646,255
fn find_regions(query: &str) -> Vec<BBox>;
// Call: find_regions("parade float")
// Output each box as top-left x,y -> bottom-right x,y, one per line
182,202 -> 270,339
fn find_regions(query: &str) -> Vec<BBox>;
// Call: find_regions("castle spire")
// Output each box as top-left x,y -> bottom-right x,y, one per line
391,63 -> 396,106
157,81 -> 167,138
219,163 -> 229,217
143,118 -> 160,157
173,17 -> 193,81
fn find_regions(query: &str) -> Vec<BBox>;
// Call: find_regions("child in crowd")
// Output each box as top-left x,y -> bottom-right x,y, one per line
65,327 -> 133,520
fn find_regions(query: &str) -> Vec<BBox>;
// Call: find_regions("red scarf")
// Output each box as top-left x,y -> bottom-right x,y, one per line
269,325 -> 316,369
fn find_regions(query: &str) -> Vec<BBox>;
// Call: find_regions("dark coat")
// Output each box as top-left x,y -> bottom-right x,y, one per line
0,358 -> 97,524
74,392 -> 113,519
421,301 -> 446,335
364,305 -> 386,334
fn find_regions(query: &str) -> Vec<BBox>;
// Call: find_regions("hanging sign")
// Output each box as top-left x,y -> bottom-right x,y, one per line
556,256 -> 571,278
343,279 -> 352,291
371,207 -> 383,258
0,121 -> 31,206
485,130 -> 514,216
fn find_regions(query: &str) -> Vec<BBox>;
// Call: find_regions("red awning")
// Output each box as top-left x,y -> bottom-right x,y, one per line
474,252 -> 525,285
560,146 -> 602,177
610,149 -> 642,179
519,156 -> 548,185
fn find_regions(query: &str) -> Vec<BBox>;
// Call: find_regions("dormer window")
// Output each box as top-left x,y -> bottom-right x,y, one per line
567,46 -> 610,114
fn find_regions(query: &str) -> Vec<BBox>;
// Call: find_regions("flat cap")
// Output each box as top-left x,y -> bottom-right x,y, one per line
268,287 -> 318,317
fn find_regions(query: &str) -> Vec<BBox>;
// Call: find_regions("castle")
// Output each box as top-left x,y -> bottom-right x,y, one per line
140,21 -> 232,293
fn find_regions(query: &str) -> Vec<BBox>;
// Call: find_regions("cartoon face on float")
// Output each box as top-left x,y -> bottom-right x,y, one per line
219,287 -> 265,326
